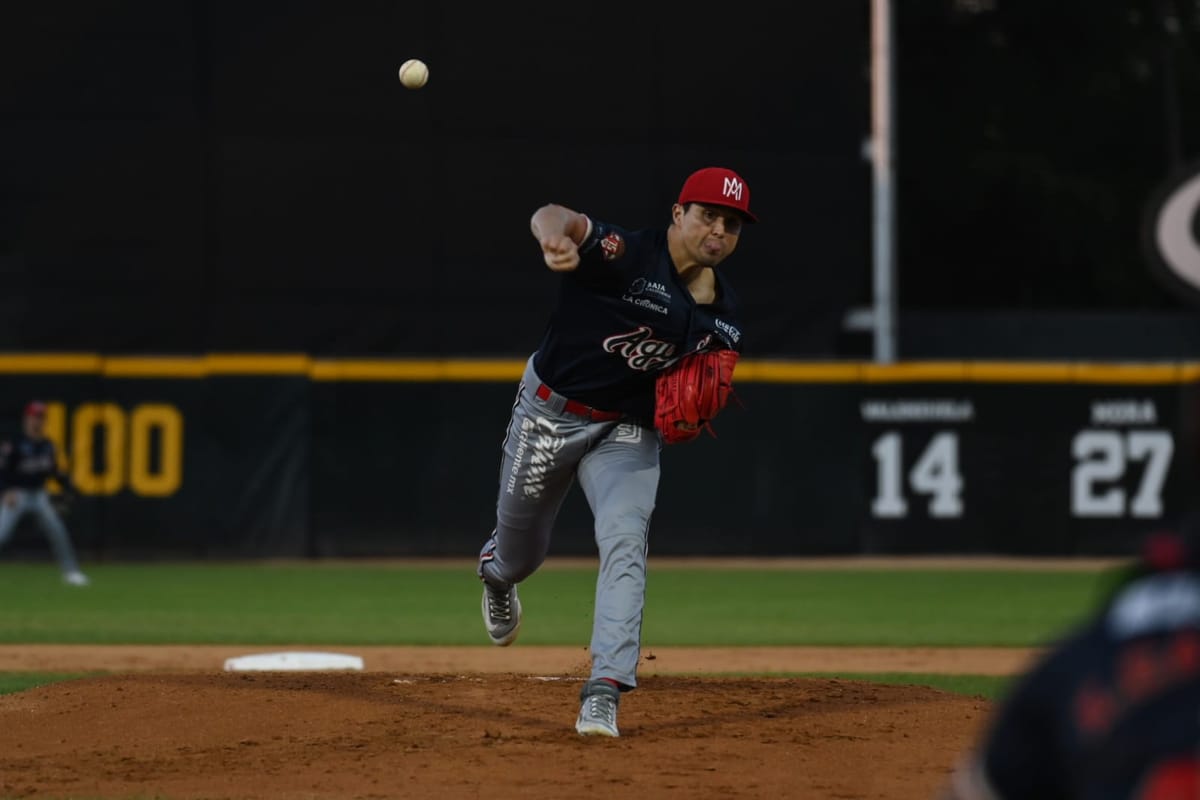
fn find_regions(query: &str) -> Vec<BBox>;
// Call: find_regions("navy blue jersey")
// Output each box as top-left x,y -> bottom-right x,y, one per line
0,434 -> 69,491
978,570 -> 1200,799
532,218 -> 744,422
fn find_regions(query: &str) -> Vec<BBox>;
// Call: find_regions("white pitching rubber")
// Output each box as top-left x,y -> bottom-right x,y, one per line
223,651 -> 364,672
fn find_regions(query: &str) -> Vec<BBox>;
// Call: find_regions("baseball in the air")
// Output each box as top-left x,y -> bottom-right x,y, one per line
398,59 -> 429,90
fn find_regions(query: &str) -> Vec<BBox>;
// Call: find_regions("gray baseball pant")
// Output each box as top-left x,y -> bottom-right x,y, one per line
0,489 -> 83,576
478,356 -> 661,689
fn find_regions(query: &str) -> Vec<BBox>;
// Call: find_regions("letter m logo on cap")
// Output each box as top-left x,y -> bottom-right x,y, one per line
677,166 -> 757,222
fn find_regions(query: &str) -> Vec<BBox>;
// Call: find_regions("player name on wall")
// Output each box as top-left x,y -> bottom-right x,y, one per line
0,361 -> 1194,558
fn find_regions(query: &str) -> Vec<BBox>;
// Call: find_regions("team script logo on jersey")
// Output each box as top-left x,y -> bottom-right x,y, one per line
602,326 -> 677,370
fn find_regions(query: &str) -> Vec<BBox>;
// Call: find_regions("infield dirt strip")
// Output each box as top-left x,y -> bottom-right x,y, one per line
0,644 -> 1030,800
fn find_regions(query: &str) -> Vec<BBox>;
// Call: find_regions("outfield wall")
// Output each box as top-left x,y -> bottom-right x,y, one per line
0,356 -> 1195,559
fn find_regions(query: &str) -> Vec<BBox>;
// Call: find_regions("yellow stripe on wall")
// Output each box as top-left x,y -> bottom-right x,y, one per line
733,361 -> 862,382
102,355 -> 315,379
0,354 -> 1197,384
963,362 -> 1080,383
309,359 -> 527,381
204,354 -> 314,375
0,354 -> 103,374
103,357 -> 209,378
1067,363 -> 1190,384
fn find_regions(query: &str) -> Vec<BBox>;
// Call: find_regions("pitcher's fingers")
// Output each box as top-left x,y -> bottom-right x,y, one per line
544,251 -> 579,271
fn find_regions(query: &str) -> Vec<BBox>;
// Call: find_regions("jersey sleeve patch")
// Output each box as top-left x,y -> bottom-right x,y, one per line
598,231 -> 624,261
579,220 -> 626,262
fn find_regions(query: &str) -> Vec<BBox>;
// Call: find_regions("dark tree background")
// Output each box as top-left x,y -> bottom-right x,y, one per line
897,0 -> 1200,310
1,1 -> 1197,358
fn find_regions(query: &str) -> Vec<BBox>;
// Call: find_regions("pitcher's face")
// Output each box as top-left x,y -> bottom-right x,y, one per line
673,203 -> 742,267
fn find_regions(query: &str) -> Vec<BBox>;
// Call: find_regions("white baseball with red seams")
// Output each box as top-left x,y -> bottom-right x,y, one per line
398,59 -> 428,89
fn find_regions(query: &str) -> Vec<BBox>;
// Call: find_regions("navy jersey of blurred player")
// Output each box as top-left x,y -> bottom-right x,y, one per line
941,515 -> 1200,800
0,401 -> 89,586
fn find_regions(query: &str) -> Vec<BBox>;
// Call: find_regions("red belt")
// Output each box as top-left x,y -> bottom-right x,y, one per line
535,384 -> 621,422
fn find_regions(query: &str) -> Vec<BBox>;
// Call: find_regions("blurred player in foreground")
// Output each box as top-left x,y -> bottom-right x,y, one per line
939,513 -> 1200,799
0,401 -> 89,586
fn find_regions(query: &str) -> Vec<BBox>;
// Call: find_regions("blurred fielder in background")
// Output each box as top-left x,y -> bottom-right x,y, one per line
0,401 -> 89,586
939,512 -> 1200,799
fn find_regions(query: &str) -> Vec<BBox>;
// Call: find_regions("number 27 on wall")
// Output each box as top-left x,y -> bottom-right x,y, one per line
1072,429 -> 1173,517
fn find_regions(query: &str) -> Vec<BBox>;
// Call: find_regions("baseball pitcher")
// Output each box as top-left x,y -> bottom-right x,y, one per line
476,167 -> 755,737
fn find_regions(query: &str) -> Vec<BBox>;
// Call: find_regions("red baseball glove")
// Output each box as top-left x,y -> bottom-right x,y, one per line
653,349 -> 740,444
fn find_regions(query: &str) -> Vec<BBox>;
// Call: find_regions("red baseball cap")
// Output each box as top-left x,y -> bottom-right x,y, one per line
677,167 -> 757,223
24,401 -> 47,418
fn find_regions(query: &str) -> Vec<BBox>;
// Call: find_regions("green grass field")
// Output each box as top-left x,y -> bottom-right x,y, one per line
0,559 -> 1126,700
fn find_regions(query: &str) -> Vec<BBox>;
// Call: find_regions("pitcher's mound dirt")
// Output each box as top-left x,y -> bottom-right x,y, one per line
0,643 -> 1041,676
0,670 -> 992,800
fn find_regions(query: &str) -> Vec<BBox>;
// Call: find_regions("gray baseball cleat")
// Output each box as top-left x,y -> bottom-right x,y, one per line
575,678 -> 620,737
481,580 -> 521,646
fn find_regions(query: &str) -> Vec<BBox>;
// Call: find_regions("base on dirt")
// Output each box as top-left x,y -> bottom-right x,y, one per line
222,651 -> 364,671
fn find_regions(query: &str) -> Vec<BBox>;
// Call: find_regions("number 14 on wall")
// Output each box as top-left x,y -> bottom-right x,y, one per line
871,432 -> 963,518
869,430 -> 1174,520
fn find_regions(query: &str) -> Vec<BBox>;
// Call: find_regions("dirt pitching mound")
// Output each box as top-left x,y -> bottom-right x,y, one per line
0,671 -> 990,799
